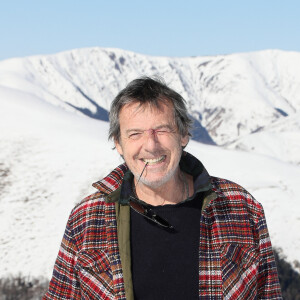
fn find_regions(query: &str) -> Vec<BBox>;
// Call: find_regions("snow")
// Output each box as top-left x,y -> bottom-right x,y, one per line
0,85 -> 121,278
0,47 -> 300,279
227,111 -> 300,164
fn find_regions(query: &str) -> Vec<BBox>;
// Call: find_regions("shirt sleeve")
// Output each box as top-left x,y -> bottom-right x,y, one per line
257,207 -> 282,299
43,212 -> 81,299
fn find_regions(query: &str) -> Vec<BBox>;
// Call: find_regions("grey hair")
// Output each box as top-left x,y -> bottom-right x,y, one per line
108,76 -> 193,142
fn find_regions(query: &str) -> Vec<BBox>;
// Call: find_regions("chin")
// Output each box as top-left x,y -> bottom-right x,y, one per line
134,169 -> 176,189
138,178 -> 165,189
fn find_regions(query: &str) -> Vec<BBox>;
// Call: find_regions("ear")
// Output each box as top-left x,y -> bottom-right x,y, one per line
181,134 -> 189,148
114,139 -> 123,156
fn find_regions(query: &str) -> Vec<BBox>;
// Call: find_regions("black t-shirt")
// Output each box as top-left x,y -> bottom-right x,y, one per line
130,194 -> 203,300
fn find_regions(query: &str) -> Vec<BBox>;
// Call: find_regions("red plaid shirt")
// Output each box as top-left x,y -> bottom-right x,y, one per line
44,153 -> 282,299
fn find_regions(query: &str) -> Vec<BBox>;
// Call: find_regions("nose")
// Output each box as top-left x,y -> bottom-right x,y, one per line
143,129 -> 159,151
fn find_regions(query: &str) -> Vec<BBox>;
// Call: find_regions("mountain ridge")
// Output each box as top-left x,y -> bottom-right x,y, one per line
1,47 -> 299,152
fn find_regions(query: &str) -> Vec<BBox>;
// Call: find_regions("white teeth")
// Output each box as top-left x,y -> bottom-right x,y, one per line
143,156 -> 165,164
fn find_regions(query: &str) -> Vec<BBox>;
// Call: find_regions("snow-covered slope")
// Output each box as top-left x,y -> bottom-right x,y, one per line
0,83 -> 299,279
0,48 -> 299,149
0,85 -> 120,277
227,111 -> 300,164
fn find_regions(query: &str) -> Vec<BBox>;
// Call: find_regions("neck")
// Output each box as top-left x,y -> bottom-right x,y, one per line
134,169 -> 189,206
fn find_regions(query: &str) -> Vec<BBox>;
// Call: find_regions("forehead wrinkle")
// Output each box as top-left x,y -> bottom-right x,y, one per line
133,102 -> 162,116
124,97 -> 174,114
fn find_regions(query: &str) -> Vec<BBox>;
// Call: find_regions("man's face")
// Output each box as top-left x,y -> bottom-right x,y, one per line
115,100 -> 189,188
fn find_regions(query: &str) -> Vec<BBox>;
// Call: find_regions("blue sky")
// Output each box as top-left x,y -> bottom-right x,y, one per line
0,0 -> 299,60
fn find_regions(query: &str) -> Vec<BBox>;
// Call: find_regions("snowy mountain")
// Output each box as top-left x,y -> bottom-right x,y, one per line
1,47 -> 300,159
0,48 -> 300,279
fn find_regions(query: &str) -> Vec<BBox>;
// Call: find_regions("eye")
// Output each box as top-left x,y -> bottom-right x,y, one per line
156,128 -> 173,135
156,130 -> 167,135
129,132 -> 142,140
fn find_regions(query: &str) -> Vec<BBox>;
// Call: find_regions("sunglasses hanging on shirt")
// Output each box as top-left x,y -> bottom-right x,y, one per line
130,162 -> 174,229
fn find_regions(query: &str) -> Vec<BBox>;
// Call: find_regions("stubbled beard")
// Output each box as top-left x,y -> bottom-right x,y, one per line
132,165 -> 179,189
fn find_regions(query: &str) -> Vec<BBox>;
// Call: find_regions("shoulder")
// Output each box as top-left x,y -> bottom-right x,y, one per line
210,176 -> 264,219
69,191 -> 108,221
66,191 -> 115,246
67,163 -> 128,229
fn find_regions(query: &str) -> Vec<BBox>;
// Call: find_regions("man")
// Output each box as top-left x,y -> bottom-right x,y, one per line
44,77 -> 282,299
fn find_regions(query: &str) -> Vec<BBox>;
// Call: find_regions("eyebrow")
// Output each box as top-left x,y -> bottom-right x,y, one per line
125,124 -> 174,134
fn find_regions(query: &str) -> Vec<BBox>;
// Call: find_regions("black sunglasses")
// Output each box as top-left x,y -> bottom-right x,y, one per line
129,195 -> 174,229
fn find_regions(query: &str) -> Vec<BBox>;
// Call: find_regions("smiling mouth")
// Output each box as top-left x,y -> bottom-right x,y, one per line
142,155 -> 166,165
